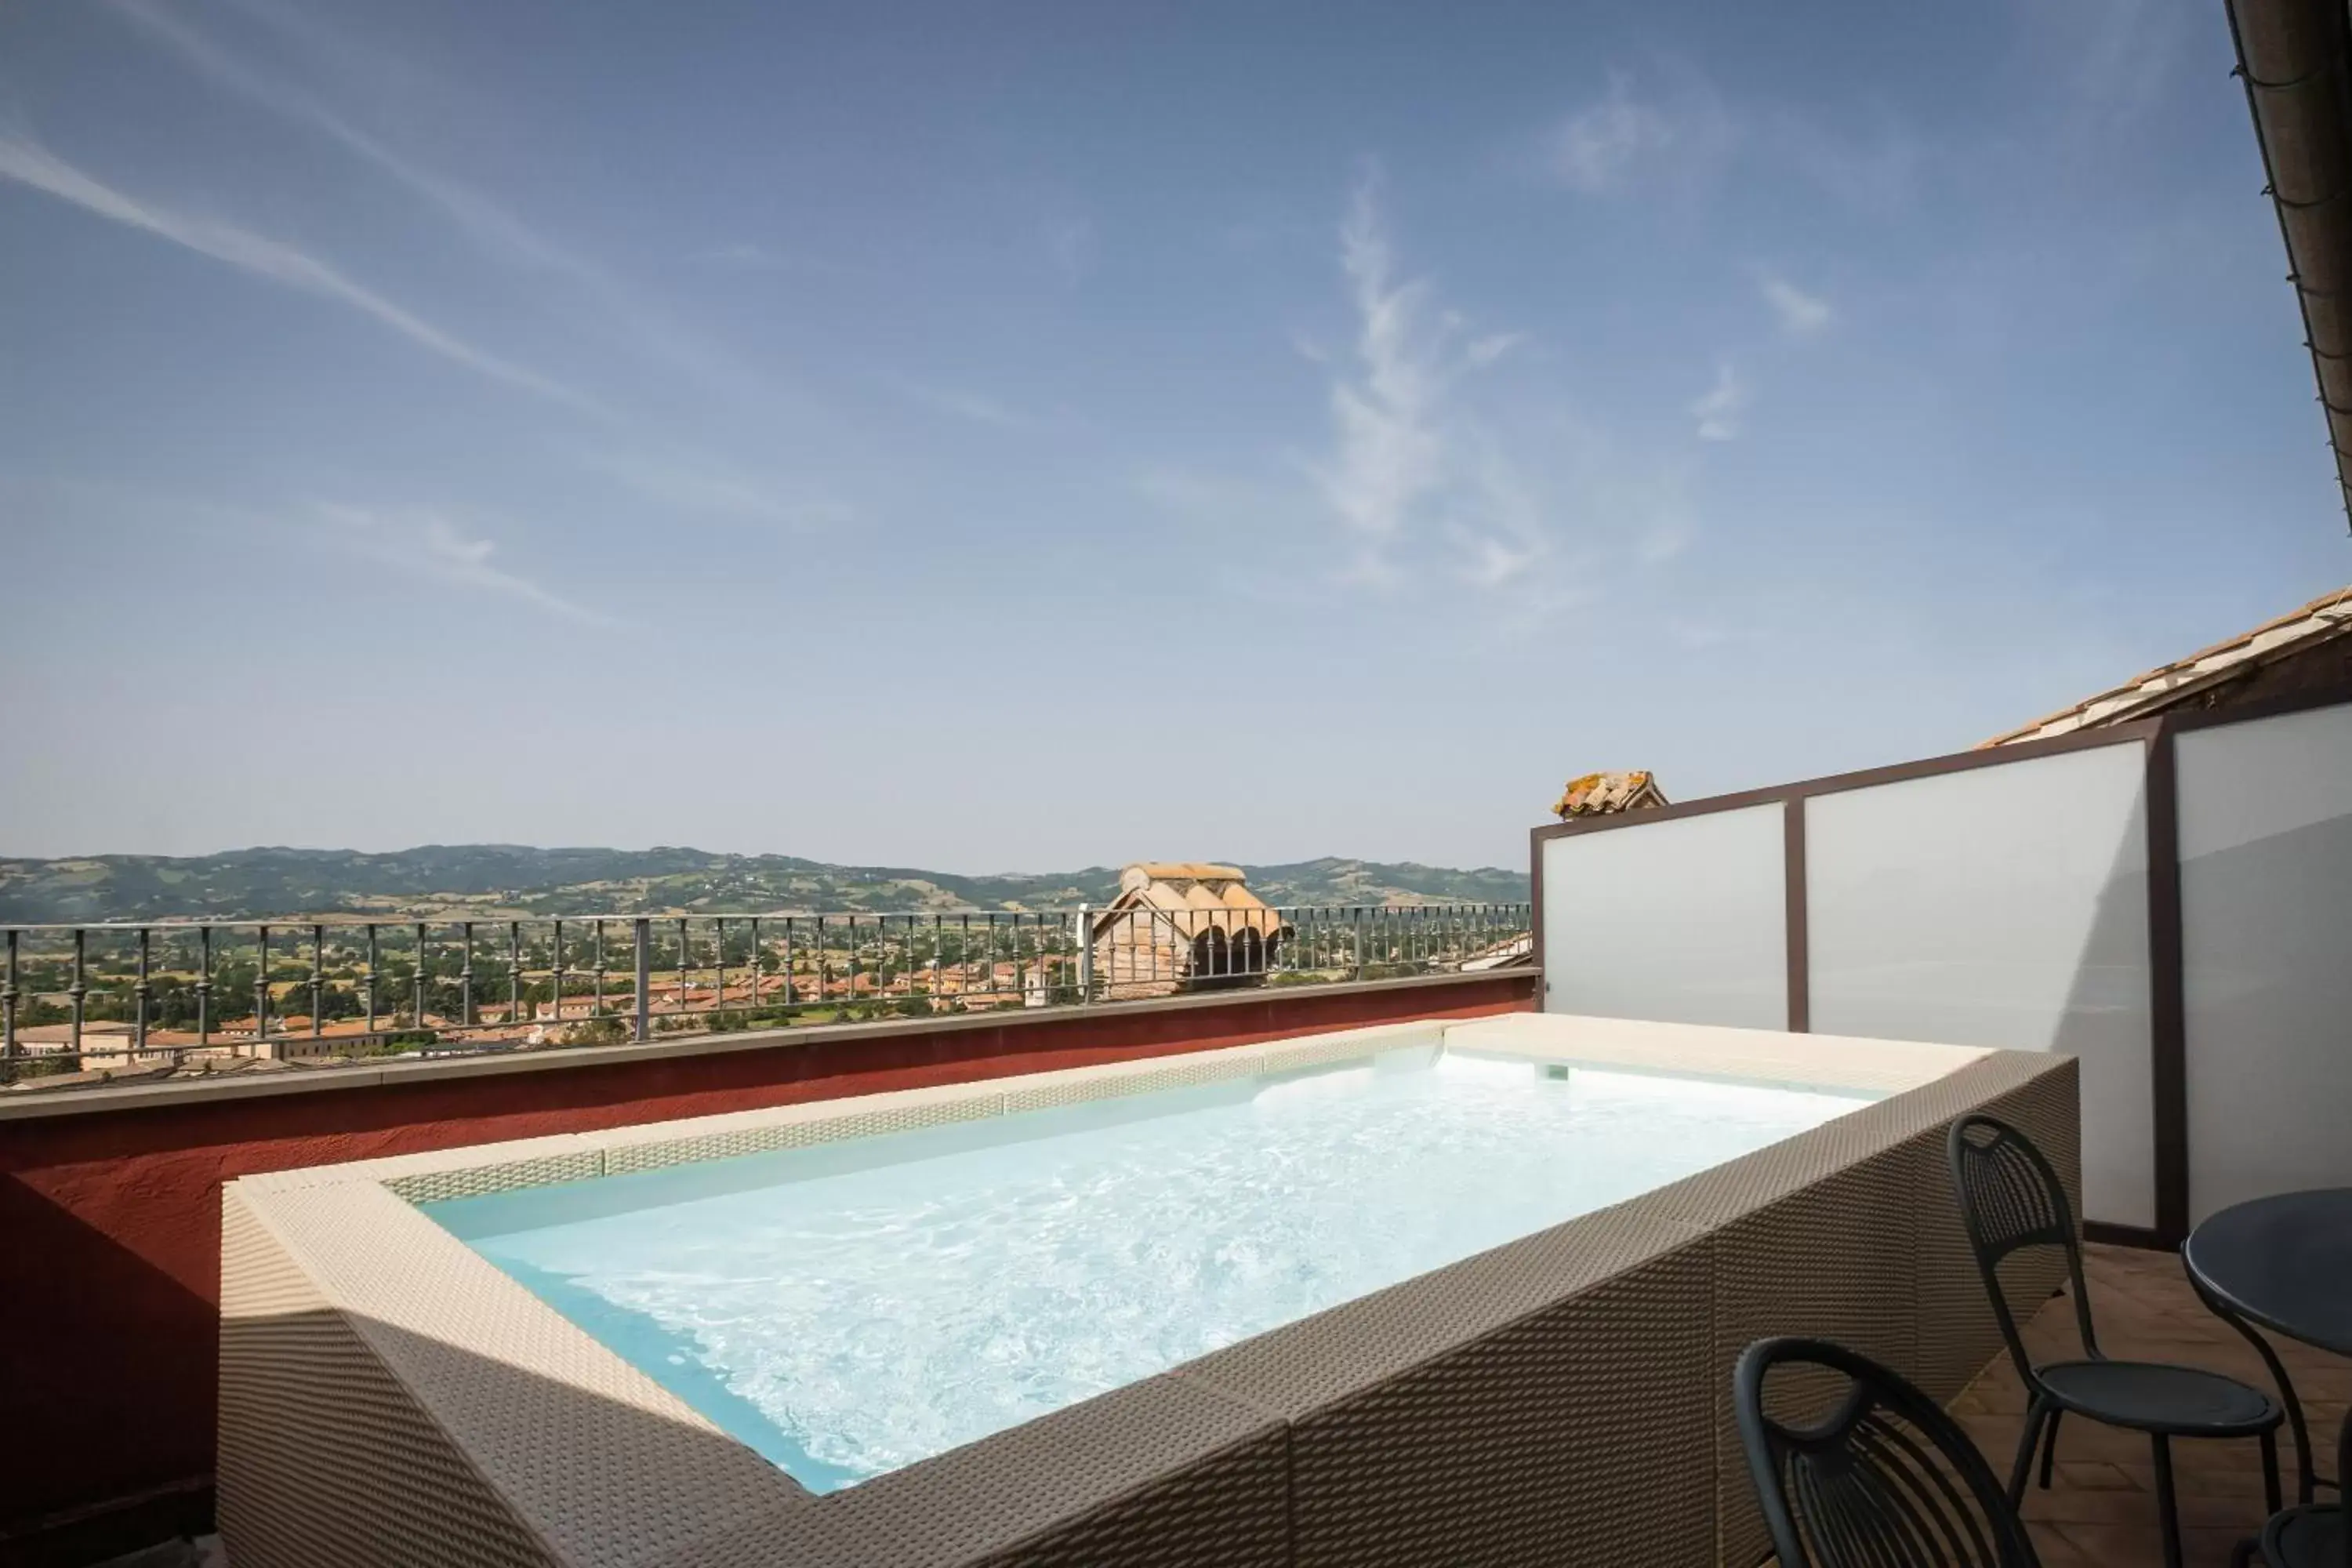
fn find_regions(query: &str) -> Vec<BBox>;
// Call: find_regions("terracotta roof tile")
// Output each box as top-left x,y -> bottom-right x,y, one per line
1982,584 -> 2352,747
1551,771 -> 1670,818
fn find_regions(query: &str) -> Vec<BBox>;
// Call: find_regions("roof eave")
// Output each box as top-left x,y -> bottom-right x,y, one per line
2227,0 -> 2352,533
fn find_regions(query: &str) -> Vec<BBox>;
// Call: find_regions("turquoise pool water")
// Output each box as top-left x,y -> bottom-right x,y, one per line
421,1046 -> 1870,1493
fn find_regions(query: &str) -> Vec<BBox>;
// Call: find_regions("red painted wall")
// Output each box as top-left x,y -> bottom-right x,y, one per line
0,976 -> 1532,1544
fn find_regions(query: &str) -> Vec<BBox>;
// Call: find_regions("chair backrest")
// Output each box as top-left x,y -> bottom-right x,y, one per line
1947,1113 -> 2096,1383
1737,1337 -> 2043,1568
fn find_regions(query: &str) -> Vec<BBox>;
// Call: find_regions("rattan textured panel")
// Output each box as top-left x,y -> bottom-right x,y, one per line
1642,1051 -> 2072,1236
1273,1237 -> 1715,1568
630,1501 -> 877,1568
824,1373 -> 1286,1568
256,1181 -> 812,1568
1180,1203 -> 1707,1421
1001,1049 -> 1265,1114
1881,1051 -> 2078,1144
1642,1100 -> 1910,1233
219,1188 -> 560,1568
1707,1142 -> 1923,1568
601,1092 -> 1001,1175
971,1423 -> 1292,1568
380,1147 -> 607,1203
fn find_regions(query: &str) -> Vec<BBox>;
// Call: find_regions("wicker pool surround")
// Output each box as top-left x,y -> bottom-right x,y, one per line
217,1014 -> 2078,1568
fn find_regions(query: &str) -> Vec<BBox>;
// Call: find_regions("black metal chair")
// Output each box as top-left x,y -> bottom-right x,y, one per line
1736,1335 -> 2042,1567
2236,1410 -> 2349,1566
1949,1114 -> 2284,1568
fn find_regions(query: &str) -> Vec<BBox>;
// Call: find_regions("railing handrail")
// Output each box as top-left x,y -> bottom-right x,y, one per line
0,900 -> 1526,933
0,902 -> 1534,1084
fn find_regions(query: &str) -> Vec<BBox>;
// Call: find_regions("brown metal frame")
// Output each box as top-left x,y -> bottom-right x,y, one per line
1782,799 -> 1809,1036
1528,685 -> 2352,1251
2143,731 -> 2189,1246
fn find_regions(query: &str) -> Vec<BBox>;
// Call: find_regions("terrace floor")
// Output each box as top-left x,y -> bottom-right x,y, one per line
1954,1242 -> 2350,1568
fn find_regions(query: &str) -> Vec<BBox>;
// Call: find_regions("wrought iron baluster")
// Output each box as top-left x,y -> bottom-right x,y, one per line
363,925 -> 377,1036
68,927 -> 87,1059
254,924 -> 271,1052
509,922 -> 522,1030
552,918 -> 568,1031
198,926 -> 213,1047
412,923 -> 427,1031
712,918 -> 724,1024
676,917 -> 689,1021
632,919 -> 651,1042
459,923 -> 475,1029
782,917 -> 796,1014
593,920 -> 607,1021
2,928 -> 17,1064
135,927 -> 153,1062
310,924 -> 324,1038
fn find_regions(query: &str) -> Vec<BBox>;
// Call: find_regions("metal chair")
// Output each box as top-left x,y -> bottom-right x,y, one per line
1736,1336 -> 2042,1568
2235,1410 -> 2349,1566
1950,1114 -> 2284,1568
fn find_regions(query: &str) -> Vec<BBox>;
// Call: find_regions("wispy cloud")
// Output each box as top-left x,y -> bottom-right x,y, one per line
1308,167 -> 1553,595
1542,69 -> 1737,196
0,133 -> 602,416
1315,170 -> 1450,566
1759,274 -> 1833,336
1537,64 -> 1920,214
316,504 -> 615,624
887,378 -> 1054,433
1690,362 -> 1747,441
1467,332 -> 1526,366
1548,74 -> 1674,194
104,0 -> 733,390
578,448 -> 852,528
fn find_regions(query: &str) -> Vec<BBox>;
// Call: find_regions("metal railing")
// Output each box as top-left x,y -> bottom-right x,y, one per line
0,904 -> 1532,1086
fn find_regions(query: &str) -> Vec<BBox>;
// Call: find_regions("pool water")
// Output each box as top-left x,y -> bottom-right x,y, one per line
422,1047 -> 1870,1493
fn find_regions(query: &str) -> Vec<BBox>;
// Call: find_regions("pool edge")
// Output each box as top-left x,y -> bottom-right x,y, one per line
217,1016 -> 2079,1568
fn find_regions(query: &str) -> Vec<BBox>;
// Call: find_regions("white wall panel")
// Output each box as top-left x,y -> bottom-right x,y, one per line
1806,743 -> 2154,1229
2178,702 -> 2352,1223
1539,804 -> 1787,1031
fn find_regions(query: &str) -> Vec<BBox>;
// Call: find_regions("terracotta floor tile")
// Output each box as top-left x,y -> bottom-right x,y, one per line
1940,1243 -> 2347,1568
2054,1460 -> 2142,1492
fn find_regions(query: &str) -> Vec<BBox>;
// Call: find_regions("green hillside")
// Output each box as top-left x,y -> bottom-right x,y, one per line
0,846 -> 1529,924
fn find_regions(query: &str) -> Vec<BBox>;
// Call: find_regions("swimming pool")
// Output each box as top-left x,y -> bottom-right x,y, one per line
423,1044 -> 1874,1492
219,1014 -> 2078,1568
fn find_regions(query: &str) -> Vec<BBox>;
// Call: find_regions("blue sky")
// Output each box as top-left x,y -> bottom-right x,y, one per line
1,0 -> 2346,873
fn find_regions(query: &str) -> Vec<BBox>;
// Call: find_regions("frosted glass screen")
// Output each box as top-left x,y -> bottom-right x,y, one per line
2177,702 -> 2352,1223
1806,742 -> 2154,1229
1539,804 -> 1788,1030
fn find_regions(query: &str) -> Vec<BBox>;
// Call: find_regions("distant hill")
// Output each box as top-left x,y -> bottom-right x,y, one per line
0,846 -> 1530,924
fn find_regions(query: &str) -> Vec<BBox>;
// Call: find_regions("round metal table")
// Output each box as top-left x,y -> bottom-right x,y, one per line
2184,1188 -> 2352,1504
